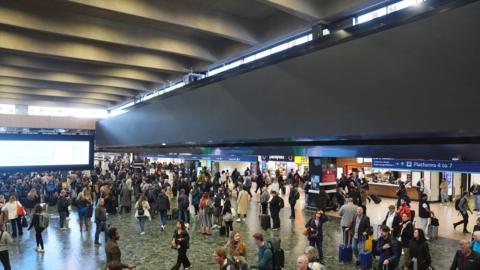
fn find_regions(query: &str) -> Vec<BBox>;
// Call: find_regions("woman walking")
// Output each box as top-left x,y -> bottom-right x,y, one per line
26,188 -> 40,217
0,223 -> 13,270
135,194 -> 151,235
171,220 -> 191,270
28,205 -> 47,252
199,192 -> 212,235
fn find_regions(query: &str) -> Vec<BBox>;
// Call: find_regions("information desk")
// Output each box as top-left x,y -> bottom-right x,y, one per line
369,183 -> 420,201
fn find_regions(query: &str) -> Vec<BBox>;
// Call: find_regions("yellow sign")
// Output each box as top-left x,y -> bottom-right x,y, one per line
294,156 -> 309,164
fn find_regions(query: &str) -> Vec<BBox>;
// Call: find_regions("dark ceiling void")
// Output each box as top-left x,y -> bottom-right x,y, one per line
95,0 -> 480,160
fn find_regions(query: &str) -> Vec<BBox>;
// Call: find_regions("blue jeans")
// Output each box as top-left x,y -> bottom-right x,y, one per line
95,221 -> 107,244
352,237 -> 365,260
159,210 -> 168,226
179,209 -> 190,223
474,194 -> 480,210
138,217 -> 146,232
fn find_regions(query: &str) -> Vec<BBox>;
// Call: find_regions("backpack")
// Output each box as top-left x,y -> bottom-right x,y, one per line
455,198 -> 461,211
267,238 -> 285,269
39,212 -> 49,229
137,203 -> 145,216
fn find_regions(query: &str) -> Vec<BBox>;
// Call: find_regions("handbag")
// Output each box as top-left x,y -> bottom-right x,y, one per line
16,203 -> 25,217
431,217 -> 439,226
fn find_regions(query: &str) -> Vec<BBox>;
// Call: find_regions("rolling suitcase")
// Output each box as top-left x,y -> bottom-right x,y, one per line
360,237 -> 372,269
370,194 -> 382,204
219,226 -> 226,236
339,231 -> 353,262
428,224 -> 438,240
261,214 -> 271,230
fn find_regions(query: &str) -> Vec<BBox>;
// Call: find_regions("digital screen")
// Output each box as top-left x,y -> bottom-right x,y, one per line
0,140 -> 91,167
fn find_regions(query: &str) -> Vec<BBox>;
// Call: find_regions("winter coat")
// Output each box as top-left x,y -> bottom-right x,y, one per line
237,190 -> 249,215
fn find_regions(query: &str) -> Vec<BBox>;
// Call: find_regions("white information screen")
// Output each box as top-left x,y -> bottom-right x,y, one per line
0,140 -> 90,167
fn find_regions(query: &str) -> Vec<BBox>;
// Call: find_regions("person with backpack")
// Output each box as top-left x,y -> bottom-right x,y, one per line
454,192 -> 474,234
289,185 -> 300,219
28,204 -> 48,252
177,189 -> 190,227
250,233 -> 273,270
305,210 -> 328,263
0,223 -> 13,270
269,191 -> 284,230
134,194 -> 151,235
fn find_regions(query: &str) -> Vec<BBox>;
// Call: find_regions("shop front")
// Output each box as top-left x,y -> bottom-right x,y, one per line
260,155 -> 309,183
371,158 -> 480,201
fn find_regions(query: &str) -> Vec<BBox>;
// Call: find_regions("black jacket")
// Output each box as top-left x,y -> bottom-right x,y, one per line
382,212 -> 402,238
269,196 -> 284,212
399,221 -> 414,248
349,215 -> 370,239
57,196 -> 70,213
305,216 -> 329,241
409,240 -> 431,270
157,193 -> 170,211
450,250 -> 480,270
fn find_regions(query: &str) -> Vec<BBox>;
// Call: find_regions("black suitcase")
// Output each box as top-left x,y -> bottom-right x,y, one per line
371,194 -> 382,204
261,214 -> 271,230
219,226 -> 226,236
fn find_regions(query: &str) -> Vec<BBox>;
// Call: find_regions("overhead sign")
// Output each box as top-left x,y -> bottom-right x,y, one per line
260,155 -> 294,162
141,153 -> 258,163
294,156 -> 309,164
372,158 -> 480,173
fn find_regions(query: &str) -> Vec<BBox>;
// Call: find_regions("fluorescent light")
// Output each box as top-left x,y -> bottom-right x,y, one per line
388,0 -> 424,14
356,7 -> 387,24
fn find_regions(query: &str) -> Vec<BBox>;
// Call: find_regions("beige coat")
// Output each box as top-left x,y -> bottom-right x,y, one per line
237,190 -> 249,215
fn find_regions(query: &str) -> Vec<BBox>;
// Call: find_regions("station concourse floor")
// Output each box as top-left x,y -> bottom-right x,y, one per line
6,189 -> 472,270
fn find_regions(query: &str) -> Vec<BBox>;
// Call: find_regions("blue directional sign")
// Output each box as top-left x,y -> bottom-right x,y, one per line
372,158 -> 480,173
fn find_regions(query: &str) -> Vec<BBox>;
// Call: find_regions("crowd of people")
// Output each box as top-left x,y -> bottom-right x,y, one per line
0,158 -> 479,269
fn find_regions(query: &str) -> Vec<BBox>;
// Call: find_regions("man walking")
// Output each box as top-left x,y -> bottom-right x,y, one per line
289,185 -> 300,219
454,192 -> 473,233
347,207 -> 370,267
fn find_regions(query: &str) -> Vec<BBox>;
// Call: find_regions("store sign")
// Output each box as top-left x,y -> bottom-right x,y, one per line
294,156 -> 309,164
372,158 -> 480,173
260,155 -> 294,162
142,154 -> 257,163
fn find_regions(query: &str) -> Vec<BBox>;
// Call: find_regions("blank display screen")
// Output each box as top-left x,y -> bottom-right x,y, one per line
0,140 -> 90,167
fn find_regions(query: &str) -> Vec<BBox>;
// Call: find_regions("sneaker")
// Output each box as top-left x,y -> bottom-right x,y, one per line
236,218 -> 242,222
66,217 -> 71,221
160,226 -> 164,231
140,232 -> 146,235
35,247 -> 41,252
39,249 -> 45,253
61,227 -> 68,231
95,243 -> 101,247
